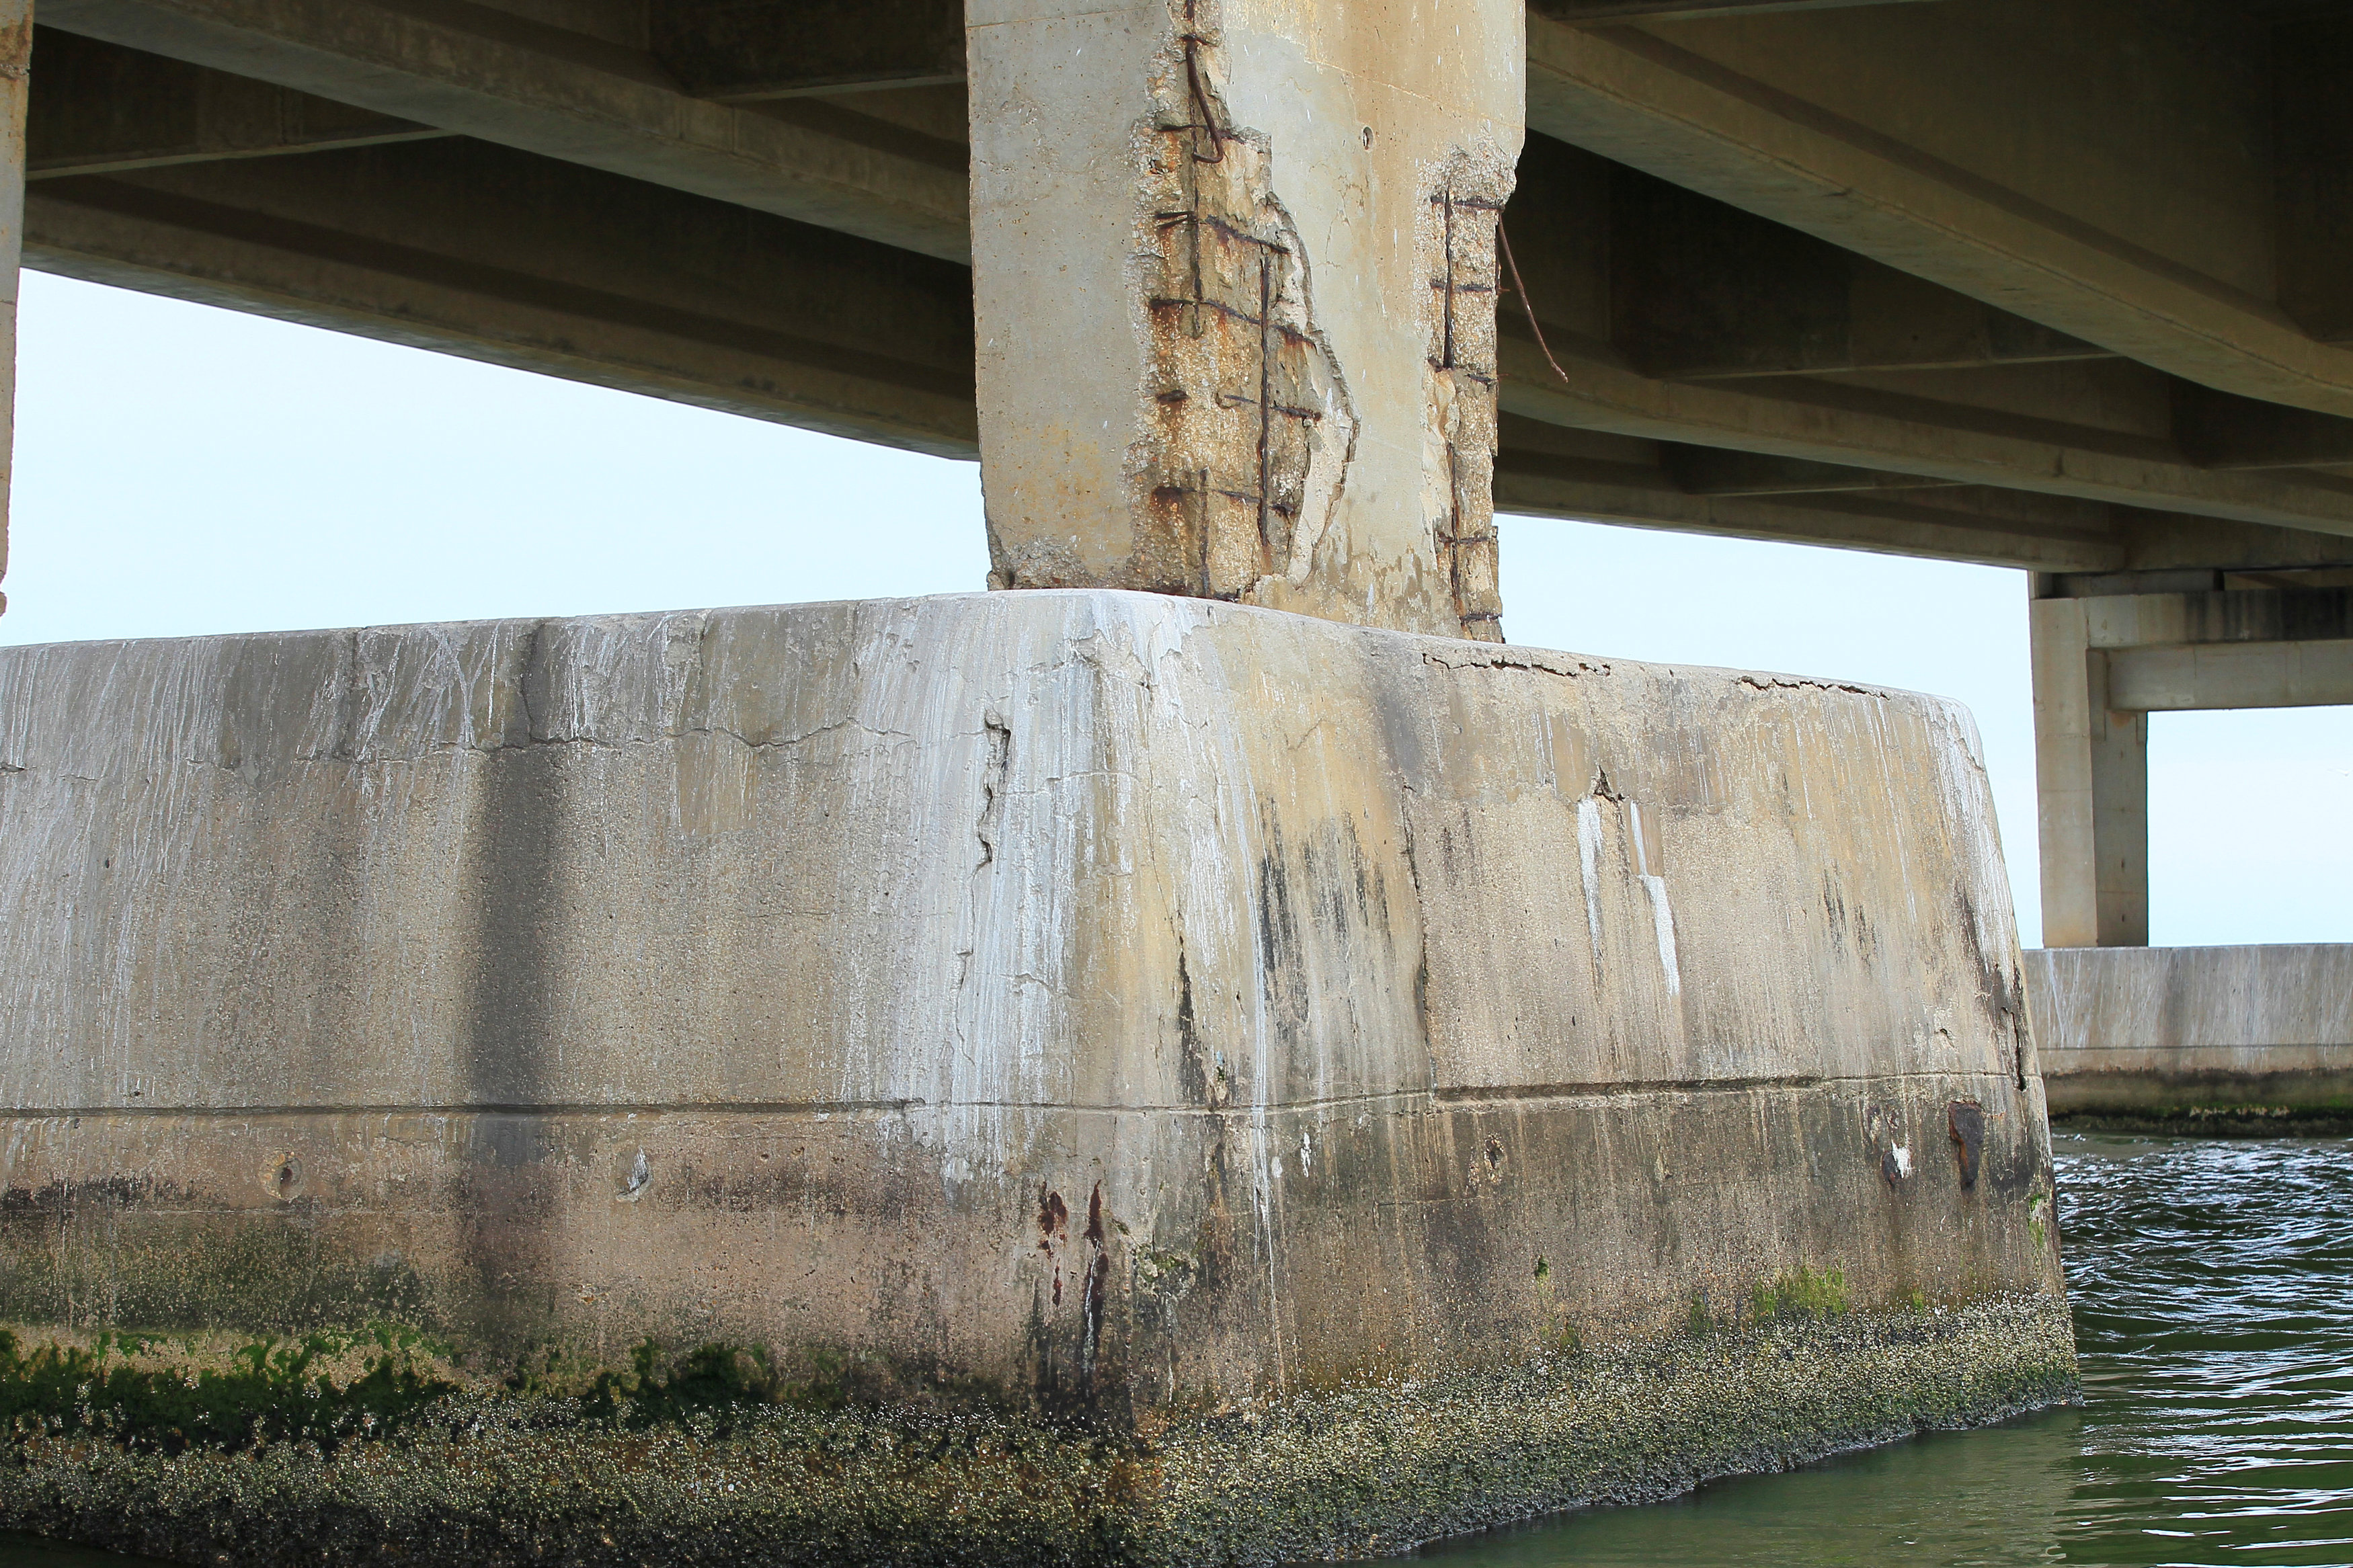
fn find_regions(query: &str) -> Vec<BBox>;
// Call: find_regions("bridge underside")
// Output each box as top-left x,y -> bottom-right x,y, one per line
1,6 -> 2339,1551
3,3 -> 2349,932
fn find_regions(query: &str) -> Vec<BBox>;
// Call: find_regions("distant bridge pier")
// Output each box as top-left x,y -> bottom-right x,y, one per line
2029,570 -> 2353,1121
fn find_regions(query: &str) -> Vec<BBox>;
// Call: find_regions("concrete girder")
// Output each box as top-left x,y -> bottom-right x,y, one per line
1494,414 -> 2264,574
2076,587 -> 2353,651
2070,582 -> 2353,712
649,0 -> 962,102
37,0 -> 972,261
1501,133 -> 2128,387
2275,15 -> 2353,343
2173,382 -> 2353,473
30,119 -> 2346,584
1496,451 -> 2124,572
1593,159 -> 2116,382
1533,0 -> 1938,17
24,139 -> 980,456
1495,416 -> 2353,576
28,28 -> 447,177
1523,7 -> 2353,421
2106,640 -> 2353,712
2106,515 -> 2353,579
1659,444 -> 1959,498
1495,332 -> 2353,542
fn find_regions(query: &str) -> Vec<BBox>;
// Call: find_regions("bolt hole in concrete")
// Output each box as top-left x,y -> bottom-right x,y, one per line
0,1136 -> 2343,1567
261,1156 -> 303,1203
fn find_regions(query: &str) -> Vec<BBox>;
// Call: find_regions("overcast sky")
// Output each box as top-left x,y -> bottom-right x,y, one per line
6,271 -> 2346,947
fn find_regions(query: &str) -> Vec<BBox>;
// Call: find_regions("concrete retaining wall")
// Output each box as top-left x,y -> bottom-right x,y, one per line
0,591 -> 2072,1562
2027,944 -> 2353,1117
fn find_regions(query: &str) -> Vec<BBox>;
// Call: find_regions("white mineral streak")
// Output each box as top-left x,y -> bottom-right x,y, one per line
1576,796 -> 1606,967
1628,800 -> 1681,998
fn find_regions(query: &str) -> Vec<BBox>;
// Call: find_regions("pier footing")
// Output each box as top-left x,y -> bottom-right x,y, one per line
0,591 -> 2073,1562
2028,945 -> 2353,1130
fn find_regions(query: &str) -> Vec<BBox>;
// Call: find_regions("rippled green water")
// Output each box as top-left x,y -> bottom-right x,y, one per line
1,1132 -> 2344,1567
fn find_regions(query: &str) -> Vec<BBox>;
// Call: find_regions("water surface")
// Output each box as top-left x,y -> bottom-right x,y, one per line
1,1133 -> 2344,1567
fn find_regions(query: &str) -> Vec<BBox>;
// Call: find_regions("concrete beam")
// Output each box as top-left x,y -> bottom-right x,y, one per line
1523,5 -> 2353,420
1498,457 -> 2120,571
2276,14 -> 2353,343
24,139 -> 980,456
27,28 -> 444,177
1661,444 -> 1958,497
2174,382 -> 2353,472
2077,587 -> 2353,651
1497,417 -> 2353,575
1494,419 -> 2126,570
1502,136 -> 2121,382
1533,0 -> 1940,17
2106,639 -> 2353,712
1599,161 -> 2115,382
1496,330 -> 2353,541
649,0 -> 963,101
37,0 -> 971,261
2031,595 -> 2147,949
2106,513 -> 2353,579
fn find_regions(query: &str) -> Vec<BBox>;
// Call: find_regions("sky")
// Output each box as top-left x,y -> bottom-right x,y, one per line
5,270 -> 2348,948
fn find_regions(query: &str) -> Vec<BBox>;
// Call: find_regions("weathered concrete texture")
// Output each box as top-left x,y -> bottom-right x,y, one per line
0,590 -> 2070,1558
969,1 -> 1520,639
2028,944 -> 2353,1118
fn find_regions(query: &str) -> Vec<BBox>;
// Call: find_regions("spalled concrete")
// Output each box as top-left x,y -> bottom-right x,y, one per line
0,589 -> 2071,1561
969,1 -> 1521,638
2028,944 -> 2353,1124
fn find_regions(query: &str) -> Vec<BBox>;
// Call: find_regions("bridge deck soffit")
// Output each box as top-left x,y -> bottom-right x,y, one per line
33,0 -> 971,260
22,1 -> 2353,581
1525,3 -> 2353,419
24,136 -> 980,456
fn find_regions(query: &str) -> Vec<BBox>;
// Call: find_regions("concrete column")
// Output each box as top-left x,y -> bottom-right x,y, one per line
2030,593 -> 2149,947
0,0 -> 24,618
966,0 -> 1524,641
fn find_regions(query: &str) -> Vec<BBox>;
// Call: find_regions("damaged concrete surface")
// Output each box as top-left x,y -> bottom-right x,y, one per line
970,1 -> 1521,639
0,590 -> 2071,1558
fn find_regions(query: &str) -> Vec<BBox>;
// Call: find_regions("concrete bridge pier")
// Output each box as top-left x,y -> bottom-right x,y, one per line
2028,570 -> 2353,1121
0,4 -> 2080,1563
